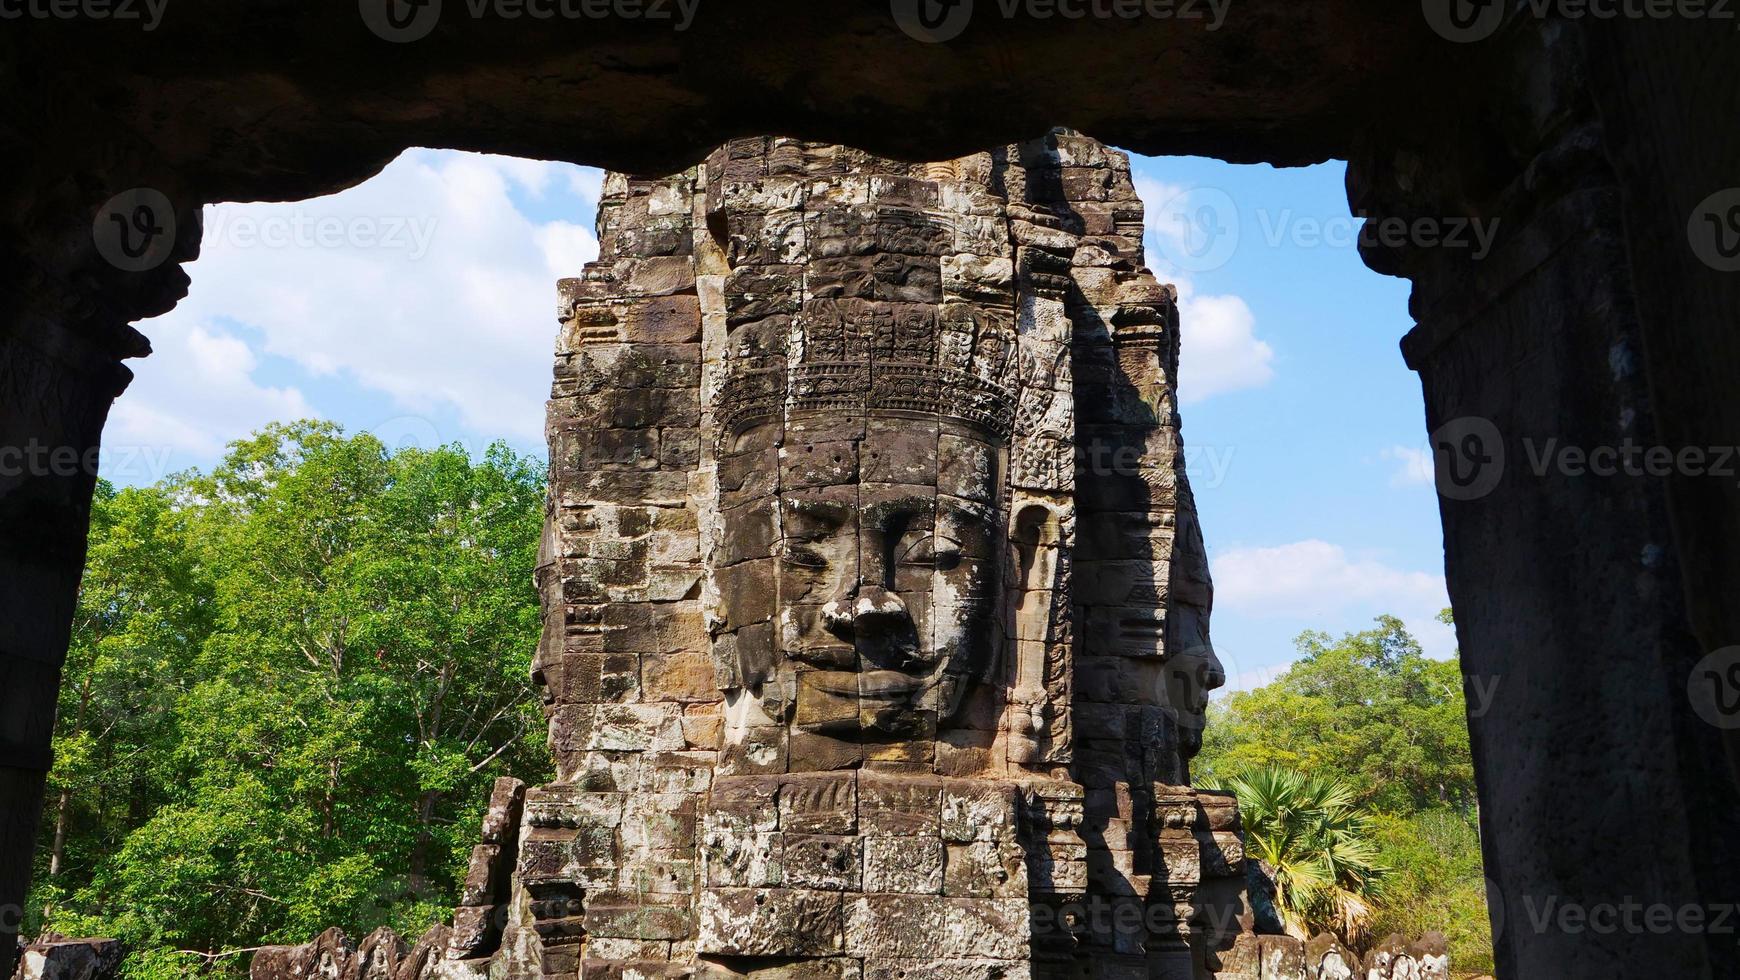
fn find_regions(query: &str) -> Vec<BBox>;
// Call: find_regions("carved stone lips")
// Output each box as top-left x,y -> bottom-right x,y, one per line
805,669 -> 928,699
789,644 -> 855,670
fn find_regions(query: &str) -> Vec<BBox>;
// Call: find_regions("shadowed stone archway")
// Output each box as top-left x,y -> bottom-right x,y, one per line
3,4 -> 1738,977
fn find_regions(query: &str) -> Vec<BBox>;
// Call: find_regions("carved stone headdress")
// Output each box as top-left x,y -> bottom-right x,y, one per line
714,302 -> 1022,441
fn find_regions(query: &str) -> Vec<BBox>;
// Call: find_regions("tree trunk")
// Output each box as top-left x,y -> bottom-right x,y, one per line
321,757 -> 339,839
47,787 -> 72,877
407,789 -> 440,891
49,673 -> 94,878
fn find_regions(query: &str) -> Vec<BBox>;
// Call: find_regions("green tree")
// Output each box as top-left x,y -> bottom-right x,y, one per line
31,423 -> 551,978
1200,614 -> 1493,974
1367,808 -> 1495,975
33,480 -> 215,930
1196,615 -> 1474,813
1223,766 -> 1386,943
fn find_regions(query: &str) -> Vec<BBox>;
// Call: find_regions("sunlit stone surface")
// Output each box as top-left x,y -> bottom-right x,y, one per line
248,132 -> 1448,980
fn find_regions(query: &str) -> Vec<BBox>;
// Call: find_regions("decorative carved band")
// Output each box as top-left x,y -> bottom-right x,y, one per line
716,360 -> 1018,440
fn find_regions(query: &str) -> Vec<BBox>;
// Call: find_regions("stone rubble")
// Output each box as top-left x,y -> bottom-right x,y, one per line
7,940 -> 123,980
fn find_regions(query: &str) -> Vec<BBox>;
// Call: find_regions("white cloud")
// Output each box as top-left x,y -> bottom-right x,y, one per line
127,150 -> 603,454
107,325 -> 313,481
1175,286 -> 1275,404
1135,177 -> 1192,253
1382,444 -> 1435,487
1132,175 -> 1276,404
1212,539 -> 1455,658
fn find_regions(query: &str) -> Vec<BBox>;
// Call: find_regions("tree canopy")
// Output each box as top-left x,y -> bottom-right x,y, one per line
1196,613 -> 1476,814
29,423 -> 551,978
1196,614 -> 1493,975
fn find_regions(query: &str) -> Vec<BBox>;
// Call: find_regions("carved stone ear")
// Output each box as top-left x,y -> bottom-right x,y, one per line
1010,503 -> 1060,690
1007,503 -> 1064,764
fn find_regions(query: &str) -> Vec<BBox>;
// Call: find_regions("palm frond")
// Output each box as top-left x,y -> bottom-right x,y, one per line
1225,765 -> 1387,942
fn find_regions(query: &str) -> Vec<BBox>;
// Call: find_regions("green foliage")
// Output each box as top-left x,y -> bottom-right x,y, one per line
1222,766 -> 1385,942
1196,615 -> 1475,813
1368,809 -> 1496,976
1198,614 -> 1493,974
27,424 -> 550,977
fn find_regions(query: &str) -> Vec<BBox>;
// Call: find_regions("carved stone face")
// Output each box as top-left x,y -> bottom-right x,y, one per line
713,416 -> 1006,748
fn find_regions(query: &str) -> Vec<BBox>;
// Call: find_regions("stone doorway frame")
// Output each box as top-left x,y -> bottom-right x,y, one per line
3,6 -> 1738,977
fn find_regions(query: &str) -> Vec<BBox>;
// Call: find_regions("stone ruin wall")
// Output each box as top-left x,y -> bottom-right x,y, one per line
508,129 -> 1239,978
230,132 -> 1451,980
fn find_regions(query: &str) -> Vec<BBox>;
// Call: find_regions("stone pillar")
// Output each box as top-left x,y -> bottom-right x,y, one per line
0,140 -> 198,971
0,321 -> 145,976
1352,16 -> 1740,979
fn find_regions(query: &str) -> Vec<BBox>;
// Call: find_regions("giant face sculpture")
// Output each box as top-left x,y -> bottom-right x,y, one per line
708,295 -> 1020,767
770,419 -> 1004,740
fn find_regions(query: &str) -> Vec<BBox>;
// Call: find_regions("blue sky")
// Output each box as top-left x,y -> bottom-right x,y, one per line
111,147 -> 1452,689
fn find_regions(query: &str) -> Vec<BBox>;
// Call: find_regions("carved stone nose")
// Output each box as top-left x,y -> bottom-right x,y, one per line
821,587 -> 909,638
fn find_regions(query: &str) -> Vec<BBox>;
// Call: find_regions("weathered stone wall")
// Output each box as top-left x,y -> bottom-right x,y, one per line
252,131 -> 1254,979
249,131 -> 1457,980
502,129 -> 1239,979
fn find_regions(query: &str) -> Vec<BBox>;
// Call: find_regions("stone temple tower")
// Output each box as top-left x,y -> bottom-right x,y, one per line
506,129 -> 1244,979
257,130 -> 1320,980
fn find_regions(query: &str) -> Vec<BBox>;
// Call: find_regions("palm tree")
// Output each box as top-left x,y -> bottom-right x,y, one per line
1223,765 -> 1386,942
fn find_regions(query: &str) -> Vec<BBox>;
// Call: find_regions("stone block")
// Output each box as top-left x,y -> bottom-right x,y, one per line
446,906 -> 503,960
779,772 -> 858,834
843,895 -> 1027,961
13,940 -> 125,980
642,651 -> 719,703
862,835 -> 944,894
584,895 -> 696,942
859,772 -> 940,836
943,840 -> 1025,899
939,781 -> 1019,842
862,962 -> 1029,980
480,777 -> 526,844
781,833 -> 863,891
696,888 -> 843,957
458,844 -> 503,907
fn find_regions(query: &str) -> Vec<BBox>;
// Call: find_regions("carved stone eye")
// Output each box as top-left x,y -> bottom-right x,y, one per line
900,534 -> 961,570
780,543 -> 828,568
